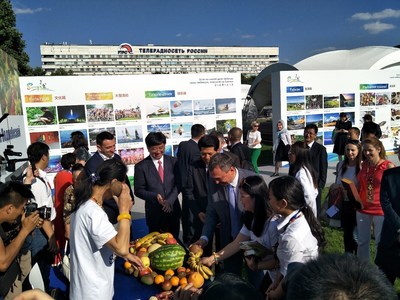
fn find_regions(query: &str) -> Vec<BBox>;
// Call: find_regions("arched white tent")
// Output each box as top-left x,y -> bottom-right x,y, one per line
295,46 -> 400,70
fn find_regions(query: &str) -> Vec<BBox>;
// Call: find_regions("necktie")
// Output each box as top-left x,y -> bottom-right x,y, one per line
158,160 -> 164,183
227,184 -> 240,238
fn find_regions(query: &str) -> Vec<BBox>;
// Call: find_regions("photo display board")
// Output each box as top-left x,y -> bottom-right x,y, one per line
19,73 -> 241,176
276,70 -> 400,153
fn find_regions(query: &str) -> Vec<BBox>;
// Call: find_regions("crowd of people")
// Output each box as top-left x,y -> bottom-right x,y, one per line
1,114 -> 399,299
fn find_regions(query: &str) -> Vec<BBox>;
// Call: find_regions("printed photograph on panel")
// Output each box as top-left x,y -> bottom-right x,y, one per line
172,123 -> 192,139
116,125 -> 143,144
86,103 -> 114,122
147,123 -> 171,139
391,92 -> 400,105
376,93 -> 390,106
115,103 -> 141,121
287,96 -> 305,111
391,107 -> 400,127
306,114 -> 323,128
324,130 -> 334,146
145,101 -> 170,119
30,131 -> 60,150
323,112 -> 339,127
193,99 -> 215,115
26,106 -> 57,126
60,129 -> 88,149
287,115 -> 305,130
45,155 -> 62,173
165,145 -> 173,156
323,95 -> 340,108
340,93 -> 355,107
215,98 -> 236,114
216,119 -> 236,134
118,148 -> 144,165
360,93 -> 376,106
305,95 -> 323,110
170,100 -> 193,117
57,105 -> 86,124
88,127 -> 115,146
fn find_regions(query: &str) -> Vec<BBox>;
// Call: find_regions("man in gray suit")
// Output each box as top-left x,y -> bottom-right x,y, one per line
196,152 -> 254,275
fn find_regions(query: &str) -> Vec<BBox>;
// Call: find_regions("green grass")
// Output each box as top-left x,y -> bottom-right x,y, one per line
320,188 -> 400,293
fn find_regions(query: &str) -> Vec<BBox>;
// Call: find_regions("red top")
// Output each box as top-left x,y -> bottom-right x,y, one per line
53,170 -> 73,251
357,160 -> 392,216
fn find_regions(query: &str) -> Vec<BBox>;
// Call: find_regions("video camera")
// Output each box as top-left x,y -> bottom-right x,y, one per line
24,202 -> 52,220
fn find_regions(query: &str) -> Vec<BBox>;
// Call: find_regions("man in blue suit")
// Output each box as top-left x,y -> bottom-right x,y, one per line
375,150 -> 400,284
134,132 -> 181,237
196,153 -> 255,275
85,131 -> 133,224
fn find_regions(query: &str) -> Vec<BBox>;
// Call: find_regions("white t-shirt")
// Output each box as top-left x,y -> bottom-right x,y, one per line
28,168 -> 56,221
276,210 -> 318,277
70,200 -> 117,300
247,131 -> 262,149
295,167 -> 318,216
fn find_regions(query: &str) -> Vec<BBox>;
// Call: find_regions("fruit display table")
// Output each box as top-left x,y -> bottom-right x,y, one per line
113,218 -> 212,300
113,218 -> 159,300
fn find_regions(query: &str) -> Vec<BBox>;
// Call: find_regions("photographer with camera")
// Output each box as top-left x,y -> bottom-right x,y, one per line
0,175 -> 41,299
24,142 -> 57,294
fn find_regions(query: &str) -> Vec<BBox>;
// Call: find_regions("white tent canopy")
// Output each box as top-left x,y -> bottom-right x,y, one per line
295,46 -> 400,70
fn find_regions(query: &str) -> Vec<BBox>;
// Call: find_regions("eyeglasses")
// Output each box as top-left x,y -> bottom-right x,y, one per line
253,125 -> 259,127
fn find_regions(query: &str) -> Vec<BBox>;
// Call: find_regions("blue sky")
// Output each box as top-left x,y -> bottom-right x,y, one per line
11,0 -> 400,68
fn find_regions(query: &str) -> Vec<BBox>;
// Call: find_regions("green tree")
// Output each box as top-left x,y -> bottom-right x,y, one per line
32,67 -> 45,76
51,68 -> 74,76
0,0 -> 32,75
241,74 -> 256,85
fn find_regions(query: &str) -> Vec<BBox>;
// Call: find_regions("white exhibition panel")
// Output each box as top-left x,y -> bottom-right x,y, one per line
18,73 -> 242,177
275,70 -> 400,153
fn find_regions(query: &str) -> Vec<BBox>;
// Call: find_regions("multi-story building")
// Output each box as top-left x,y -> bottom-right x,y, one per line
40,43 -> 279,76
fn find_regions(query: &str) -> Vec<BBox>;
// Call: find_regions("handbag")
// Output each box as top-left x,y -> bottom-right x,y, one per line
61,240 -> 70,281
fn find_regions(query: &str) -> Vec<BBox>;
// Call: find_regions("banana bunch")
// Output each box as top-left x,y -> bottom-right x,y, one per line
187,252 -> 214,280
136,232 -> 170,249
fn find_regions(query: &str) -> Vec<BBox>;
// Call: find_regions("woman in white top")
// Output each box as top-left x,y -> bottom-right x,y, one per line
69,159 -> 143,300
201,175 -> 279,290
263,176 -> 325,300
335,139 -> 362,254
247,121 -> 262,174
272,120 -> 292,177
288,141 -> 318,216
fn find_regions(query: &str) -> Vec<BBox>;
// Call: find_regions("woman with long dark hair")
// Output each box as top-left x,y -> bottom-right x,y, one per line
288,141 -> 318,216
265,176 -> 325,300
69,159 -> 143,300
201,175 -> 278,289
335,139 -> 362,254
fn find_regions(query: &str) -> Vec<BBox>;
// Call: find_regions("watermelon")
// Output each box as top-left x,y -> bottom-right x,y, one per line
149,244 -> 186,271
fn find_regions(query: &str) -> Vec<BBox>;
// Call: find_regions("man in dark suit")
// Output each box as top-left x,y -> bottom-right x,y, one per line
176,124 -> 205,244
375,150 -> 400,284
84,131 -> 133,224
228,127 -> 253,171
182,135 -> 220,256
303,124 -> 328,217
134,132 -> 181,237
196,152 -> 255,275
